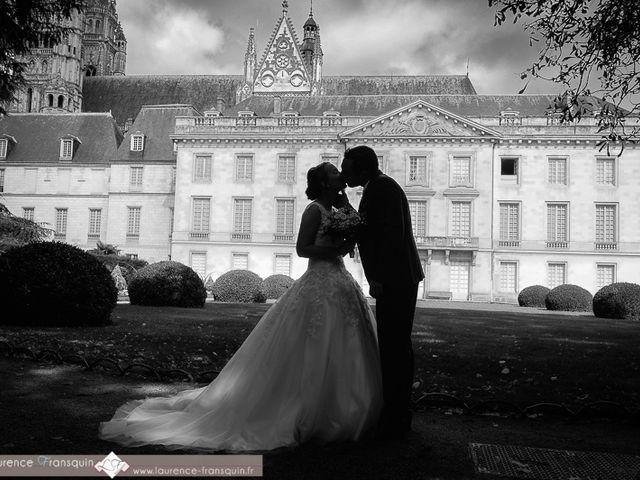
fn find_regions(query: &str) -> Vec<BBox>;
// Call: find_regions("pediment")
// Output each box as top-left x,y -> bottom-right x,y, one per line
253,16 -> 312,94
339,100 -> 500,139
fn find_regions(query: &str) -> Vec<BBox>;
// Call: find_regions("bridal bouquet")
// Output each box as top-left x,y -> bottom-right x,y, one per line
325,206 -> 362,258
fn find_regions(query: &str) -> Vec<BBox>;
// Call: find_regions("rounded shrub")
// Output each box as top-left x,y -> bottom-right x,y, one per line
545,284 -> 593,312
0,241 -> 117,326
211,270 -> 266,303
593,282 -> 640,321
517,285 -> 550,308
128,261 -> 206,307
261,274 -> 295,299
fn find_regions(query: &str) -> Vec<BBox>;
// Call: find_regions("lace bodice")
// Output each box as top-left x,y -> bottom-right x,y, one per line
311,201 -> 338,248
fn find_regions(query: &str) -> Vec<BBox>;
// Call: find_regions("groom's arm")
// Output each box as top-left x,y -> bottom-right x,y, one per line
366,179 -> 406,284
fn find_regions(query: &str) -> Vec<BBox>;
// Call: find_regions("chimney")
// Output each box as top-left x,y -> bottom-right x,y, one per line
273,96 -> 282,115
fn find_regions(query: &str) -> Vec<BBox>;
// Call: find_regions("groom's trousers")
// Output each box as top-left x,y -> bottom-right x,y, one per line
375,282 -> 419,431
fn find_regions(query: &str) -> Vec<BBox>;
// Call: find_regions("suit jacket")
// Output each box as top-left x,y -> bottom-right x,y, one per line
357,172 -> 424,287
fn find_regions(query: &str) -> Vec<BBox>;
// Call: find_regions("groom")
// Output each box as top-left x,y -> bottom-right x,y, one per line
341,145 -> 424,439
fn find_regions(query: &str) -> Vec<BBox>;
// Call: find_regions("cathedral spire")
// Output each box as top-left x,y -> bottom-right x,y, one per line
282,0 -> 288,17
244,27 -> 257,84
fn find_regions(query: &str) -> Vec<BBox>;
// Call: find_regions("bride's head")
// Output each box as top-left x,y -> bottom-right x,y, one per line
305,162 -> 346,200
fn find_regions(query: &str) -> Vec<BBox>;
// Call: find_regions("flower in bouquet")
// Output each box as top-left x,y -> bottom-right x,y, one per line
325,207 -> 362,257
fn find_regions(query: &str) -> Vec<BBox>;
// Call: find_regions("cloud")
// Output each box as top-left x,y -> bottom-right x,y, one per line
118,1 -> 232,74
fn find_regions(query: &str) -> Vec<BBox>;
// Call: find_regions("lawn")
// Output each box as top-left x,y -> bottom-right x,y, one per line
1,302 -> 638,410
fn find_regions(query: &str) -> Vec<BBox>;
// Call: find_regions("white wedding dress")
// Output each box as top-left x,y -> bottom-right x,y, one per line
99,201 -> 383,452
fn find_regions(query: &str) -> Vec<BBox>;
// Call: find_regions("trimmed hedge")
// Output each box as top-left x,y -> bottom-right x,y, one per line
545,284 -> 593,312
593,282 -> 640,321
261,274 -> 295,299
212,270 -> 266,303
0,241 -> 117,326
518,285 -> 550,308
128,261 -> 206,307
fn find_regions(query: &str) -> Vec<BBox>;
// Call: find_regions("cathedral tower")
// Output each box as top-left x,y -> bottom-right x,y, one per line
10,8 -> 84,113
82,0 -> 127,77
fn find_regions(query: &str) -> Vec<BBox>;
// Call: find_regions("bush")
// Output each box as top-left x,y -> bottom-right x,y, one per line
128,261 -> 206,307
545,284 -> 593,312
211,270 -> 267,303
0,241 -> 117,326
518,285 -> 550,308
593,282 -> 640,321
261,274 -> 295,299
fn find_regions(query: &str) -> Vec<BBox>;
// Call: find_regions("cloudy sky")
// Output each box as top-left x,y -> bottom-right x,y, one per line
117,0 -> 555,95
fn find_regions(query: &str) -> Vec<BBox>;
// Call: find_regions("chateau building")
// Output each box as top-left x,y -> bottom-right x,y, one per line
1,1 -> 639,302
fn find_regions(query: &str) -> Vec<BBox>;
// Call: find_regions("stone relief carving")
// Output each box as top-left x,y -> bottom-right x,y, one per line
365,110 -> 472,137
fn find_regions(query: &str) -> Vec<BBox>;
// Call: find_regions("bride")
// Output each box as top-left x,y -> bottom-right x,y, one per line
99,162 -> 383,452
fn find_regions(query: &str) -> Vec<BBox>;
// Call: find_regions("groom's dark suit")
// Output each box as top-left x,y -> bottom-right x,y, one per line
357,170 -> 424,433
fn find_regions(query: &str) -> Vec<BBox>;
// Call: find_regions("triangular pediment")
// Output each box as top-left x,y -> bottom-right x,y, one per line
339,100 -> 501,139
253,16 -> 312,94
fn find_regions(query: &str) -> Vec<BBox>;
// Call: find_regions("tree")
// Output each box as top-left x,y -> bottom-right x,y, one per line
0,202 -> 53,253
0,0 -> 84,115
490,0 -> 640,152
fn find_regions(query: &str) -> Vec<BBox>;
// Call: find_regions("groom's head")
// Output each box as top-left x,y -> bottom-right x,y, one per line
341,145 -> 379,188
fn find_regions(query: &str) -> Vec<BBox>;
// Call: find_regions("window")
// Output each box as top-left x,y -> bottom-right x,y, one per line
55,208 -> 68,239
130,134 -> 144,151
547,203 -> 568,246
596,264 -> 616,289
450,201 -> 471,237
499,262 -> 518,292
191,198 -> 210,239
23,207 -> 34,221
596,158 -> 615,185
595,204 -> 617,248
88,208 -> 101,238
377,154 -> 387,174
235,155 -> 253,182
190,252 -> 207,279
450,155 -> 472,186
499,202 -> 520,245
127,206 -> 141,237
0,168 -> 4,193
232,253 -> 249,270
277,155 -> 296,183
275,254 -> 292,276
548,157 -> 567,185
129,166 -> 143,188
60,139 -> 73,160
500,157 -> 519,181
233,198 -> 252,239
193,155 -> 212,182
0,139 -> 7,159
407,155 -> 428,185
275,199 -> 295,240
500,110 -> 521,125
547,263 -> 566,289
408,200 -> 427,238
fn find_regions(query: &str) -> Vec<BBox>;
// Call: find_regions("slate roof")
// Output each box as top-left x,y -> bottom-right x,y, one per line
225,94 -> 561,117
82,74 -> 480,125
117,104 -> 198,162
82,75 -> 243,126
0,113 -> 123,164
321,75 -> 477,96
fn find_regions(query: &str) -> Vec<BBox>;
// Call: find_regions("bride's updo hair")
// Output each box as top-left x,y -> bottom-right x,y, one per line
305,162 -> 333,200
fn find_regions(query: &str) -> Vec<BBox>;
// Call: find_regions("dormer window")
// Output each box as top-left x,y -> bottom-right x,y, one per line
322,110 -> 340,117
130,133 -> 144,152
499,110 -> 521,126
0,134 -> 16,160
321,110 -> 342,126
281,111 -> 299,117
204,110 -> 222,117
59,135 -> 80,161
238,111 -> 255,117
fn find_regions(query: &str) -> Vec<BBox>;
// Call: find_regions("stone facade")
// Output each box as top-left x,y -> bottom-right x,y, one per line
2,2 -> 639,302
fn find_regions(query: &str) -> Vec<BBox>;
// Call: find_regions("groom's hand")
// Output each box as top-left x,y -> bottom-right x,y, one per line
369,280 -> 384,298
